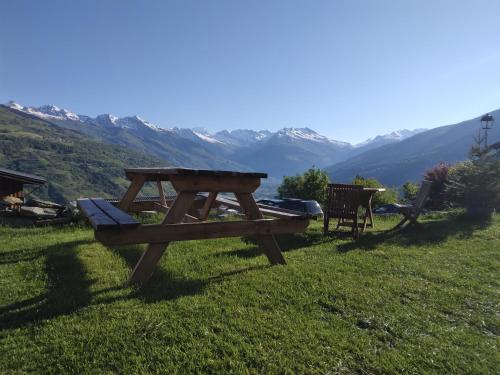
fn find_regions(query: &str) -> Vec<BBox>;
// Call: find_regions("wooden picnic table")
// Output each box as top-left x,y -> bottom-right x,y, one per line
78,168 -> 310,285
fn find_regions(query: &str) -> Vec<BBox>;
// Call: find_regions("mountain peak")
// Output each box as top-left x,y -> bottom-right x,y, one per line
6,101 -> 25,111
213,129 -> 272,146
356,128 -> 427,147
6,102 -> 80,121
274,127 -> 350,147
116,115 -> 158,130
95,114 -> 119,127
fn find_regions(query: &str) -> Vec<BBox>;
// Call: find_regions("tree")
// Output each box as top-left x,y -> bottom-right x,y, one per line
277,168 -> 329,204
351,175 -> 397,207
402,181 -> 419,203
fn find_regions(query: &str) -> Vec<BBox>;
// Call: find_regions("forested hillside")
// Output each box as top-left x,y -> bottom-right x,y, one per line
0,106 -> 165,203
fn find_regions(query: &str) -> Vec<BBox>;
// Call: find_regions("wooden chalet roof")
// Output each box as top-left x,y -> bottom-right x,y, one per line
0,167 -> 46,185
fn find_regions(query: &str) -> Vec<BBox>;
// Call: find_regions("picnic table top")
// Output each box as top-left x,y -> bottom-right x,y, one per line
124,168 -> 268,180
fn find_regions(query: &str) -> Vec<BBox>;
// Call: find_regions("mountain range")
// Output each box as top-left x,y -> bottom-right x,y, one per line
5,101 -> 426,177
325,108 -> 500,185
3,101 -> 498,202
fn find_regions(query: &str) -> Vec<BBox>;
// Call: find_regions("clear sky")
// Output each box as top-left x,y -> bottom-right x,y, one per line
1,0 -> 499,143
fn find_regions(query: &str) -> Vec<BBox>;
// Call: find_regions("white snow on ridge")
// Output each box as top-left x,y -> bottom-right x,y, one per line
276,127 -> 350,146
355,128 -> 427,147
213,129 -> 272,145
7,101 -> 81,121
117,115 -> 159,130
6,101 -> 24,111
193,131 -> 224,144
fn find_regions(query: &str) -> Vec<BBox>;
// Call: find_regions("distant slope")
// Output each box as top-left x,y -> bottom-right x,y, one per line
325,109 -> 500,186
0,105 -> 165,203
48,118 -> 248,171
350,129 -> 427,154
234,128 -> 353,177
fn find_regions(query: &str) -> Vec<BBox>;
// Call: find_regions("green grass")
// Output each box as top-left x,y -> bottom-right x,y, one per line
0,213 -> 498,374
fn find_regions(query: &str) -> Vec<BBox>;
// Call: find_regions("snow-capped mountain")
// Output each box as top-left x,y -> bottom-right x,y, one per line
7,101 -> 80,122
213,129 -> 272,146
356,129 -> 427,148
5,101 -> 351,148
270,127 -> 351,147
93,114 -> 119,128
4,100 -> 431,178
115,115 -> 159,131
172,127 -> 223,144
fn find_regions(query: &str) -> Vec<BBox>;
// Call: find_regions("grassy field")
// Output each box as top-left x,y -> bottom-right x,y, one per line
0,213 -> 498,374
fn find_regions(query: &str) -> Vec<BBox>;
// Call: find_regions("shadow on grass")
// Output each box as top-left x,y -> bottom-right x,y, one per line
0,248 -> 46,265
107,245 -> 209,303
0,239 -> 283,329
213,230 -> 326,259
108,245 -> 272,303
0,239 -> 94,330
336,213 -> 492,253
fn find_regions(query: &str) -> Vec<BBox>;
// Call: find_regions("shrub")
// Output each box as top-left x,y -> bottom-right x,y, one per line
445,159 -> 500,209
401,181 -> 419,203
423,162 -> 450,209
278,168 -> 329,204
351,175 -> 398,207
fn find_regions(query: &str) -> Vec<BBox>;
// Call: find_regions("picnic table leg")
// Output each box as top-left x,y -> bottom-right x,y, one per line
118,175 -> 146,211
235,193 -> 286,265
199,192 -> 217,221
157,180 -> 167,207
127,191 -> 197,285
367,197 -> 375,228
361,208 -> 369,232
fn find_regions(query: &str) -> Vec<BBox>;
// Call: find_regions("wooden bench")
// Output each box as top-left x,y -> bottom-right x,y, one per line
77,198 -> 140,231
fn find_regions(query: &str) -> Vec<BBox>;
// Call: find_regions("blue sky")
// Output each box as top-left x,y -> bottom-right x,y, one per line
1,0 -> 499,143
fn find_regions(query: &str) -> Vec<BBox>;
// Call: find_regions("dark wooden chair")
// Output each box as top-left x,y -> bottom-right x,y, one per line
392,180 -> 432,230
324,184 -> 364,238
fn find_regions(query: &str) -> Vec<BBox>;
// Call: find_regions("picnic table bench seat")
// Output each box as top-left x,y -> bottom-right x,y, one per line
77,198 -> 140,231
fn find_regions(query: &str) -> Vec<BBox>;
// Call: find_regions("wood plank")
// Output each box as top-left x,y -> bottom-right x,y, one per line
77,199 -> 118,230
91,198 -> 139,228
169,175 -> 261,193
95,218 -> 309,246
117,175 -> 146,211
156,180 -> 167,207
127,192 -> 197,285
235,192 -> 287,265
109,198 -> 177,212
125,167 -> 267,181
199,192 -> 217,220
153,202 -> 200,223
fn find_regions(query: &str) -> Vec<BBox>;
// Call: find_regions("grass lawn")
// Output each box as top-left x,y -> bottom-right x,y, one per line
0,213 -> 498,374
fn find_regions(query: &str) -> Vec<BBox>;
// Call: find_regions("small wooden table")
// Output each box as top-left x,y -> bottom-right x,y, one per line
88,168 -> 309,285
360,187 -> 386,231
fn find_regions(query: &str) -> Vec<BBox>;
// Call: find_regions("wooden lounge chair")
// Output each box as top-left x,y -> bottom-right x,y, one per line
393,180 -> 432,230
323,184 -> 364,238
